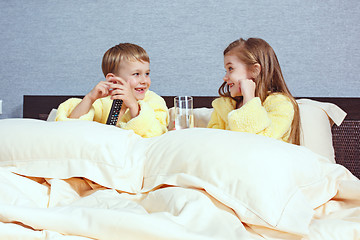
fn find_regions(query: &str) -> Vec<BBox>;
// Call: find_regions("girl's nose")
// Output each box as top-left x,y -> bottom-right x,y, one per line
223,73 -> 229,82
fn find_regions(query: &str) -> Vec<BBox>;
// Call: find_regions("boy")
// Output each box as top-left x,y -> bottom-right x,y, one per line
55,43 -> 169,138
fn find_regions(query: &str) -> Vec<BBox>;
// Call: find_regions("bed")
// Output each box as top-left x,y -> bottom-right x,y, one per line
22,95 -> 360,178
0,95 -> 359,239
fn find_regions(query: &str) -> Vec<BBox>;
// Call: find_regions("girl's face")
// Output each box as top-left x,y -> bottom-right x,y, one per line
223,54 -> 251,97
118,60 -> 151,100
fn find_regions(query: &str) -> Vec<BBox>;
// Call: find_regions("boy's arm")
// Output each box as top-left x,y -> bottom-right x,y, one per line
55,97 -> 94,121
62,81 -> 112,119
55,97 -> 107,123
118,93 -> 169,138
68,95 -> 95,119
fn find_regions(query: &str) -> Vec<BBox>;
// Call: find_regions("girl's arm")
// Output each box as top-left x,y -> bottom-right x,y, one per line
207,109 -> 226,129
207,97 -> 235,130
228,94 -> 294,140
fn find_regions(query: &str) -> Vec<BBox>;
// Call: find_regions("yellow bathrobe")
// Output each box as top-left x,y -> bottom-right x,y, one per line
207,93 -> 294,142
55,90 -> 169,138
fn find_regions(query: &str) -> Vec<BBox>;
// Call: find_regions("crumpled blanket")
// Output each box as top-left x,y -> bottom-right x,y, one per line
0,119 -> 359,240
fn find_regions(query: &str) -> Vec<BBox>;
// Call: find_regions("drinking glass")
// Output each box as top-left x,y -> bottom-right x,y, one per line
174,96 -> 194,130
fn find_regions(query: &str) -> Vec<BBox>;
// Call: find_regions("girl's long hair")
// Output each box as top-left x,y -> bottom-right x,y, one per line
219,38 -> 300,145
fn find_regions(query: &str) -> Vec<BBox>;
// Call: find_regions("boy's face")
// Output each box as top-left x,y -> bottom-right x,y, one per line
117,60 -> 151,101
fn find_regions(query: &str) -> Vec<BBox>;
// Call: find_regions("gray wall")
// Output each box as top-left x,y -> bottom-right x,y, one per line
0,0 -> 359,119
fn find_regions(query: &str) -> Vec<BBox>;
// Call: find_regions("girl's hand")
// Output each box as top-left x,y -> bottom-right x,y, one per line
239,79 -> 256,104
86,81 -> 112,103
107,77 -> 140,118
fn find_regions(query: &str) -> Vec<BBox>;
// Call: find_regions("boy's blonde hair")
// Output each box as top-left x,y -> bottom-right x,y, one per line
102,43 -> 150,77
219,38 -> 301,145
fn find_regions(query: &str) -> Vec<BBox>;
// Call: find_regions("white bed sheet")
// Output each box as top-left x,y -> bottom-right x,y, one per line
0,119 -> 359,240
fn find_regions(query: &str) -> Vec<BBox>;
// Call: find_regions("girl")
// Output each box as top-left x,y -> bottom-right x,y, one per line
207,38 -> 300,145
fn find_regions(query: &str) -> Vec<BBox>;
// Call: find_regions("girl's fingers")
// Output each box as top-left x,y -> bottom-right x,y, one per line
239,79 -> 256,86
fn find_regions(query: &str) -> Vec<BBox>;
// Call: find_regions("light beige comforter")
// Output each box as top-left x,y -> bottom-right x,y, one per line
0,119 -> 359,240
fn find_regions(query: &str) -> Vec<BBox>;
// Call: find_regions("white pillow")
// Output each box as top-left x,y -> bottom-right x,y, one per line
297,99 -> 346,163
49,98 -> 345,163
1,117 -> 354,235
167,99 -> 346,163
0,119 -> 147,192
143,128 -> 355,235
46,108 -> 57,121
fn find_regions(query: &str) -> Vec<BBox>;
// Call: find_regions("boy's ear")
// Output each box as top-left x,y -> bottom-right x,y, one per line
105,73 -> 115,81
251,63 -> 261,79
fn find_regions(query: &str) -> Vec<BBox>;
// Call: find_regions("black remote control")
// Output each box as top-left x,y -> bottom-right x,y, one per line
106,99 -> 123,125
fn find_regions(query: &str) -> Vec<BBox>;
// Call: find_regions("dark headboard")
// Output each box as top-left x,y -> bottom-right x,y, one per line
23,95 -> 359,179
23,95 -> 360,120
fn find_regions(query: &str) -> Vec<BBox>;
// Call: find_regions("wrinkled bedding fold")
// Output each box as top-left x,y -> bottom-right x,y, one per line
0,119 -> 359,239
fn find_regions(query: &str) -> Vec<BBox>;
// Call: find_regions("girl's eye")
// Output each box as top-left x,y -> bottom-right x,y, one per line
228,67 -> 233,71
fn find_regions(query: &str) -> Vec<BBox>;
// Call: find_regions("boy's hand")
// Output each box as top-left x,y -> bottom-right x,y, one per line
87,81 -> 113,103
107,77 -> 140,118
239,78 -> 256,104
70,81 -> 112,119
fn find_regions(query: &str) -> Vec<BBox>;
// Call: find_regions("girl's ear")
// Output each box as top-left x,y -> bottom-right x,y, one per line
251,63 -> 261,79
105,73 -> 115,81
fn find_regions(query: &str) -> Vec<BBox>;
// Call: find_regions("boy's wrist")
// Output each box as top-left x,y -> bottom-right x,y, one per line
129,102 -> 140,118
84,94 -> 96,104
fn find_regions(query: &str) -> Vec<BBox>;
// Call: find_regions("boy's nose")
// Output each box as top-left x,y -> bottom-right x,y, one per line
140,75 -> 149,84
139,75 -> 146,82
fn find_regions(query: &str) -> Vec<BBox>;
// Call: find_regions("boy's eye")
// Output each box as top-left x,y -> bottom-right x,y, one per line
146,72 -> 150,76
133,73 -> 139,76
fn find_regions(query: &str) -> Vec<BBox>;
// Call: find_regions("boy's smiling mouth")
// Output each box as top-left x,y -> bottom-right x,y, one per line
135,87 -> 147,93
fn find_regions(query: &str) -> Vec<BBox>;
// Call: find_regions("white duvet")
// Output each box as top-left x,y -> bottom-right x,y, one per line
0,119 -> 359,240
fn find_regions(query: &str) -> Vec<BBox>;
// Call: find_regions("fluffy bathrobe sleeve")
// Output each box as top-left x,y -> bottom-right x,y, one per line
207,94 -> 294,142
55,90 -> 169,138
